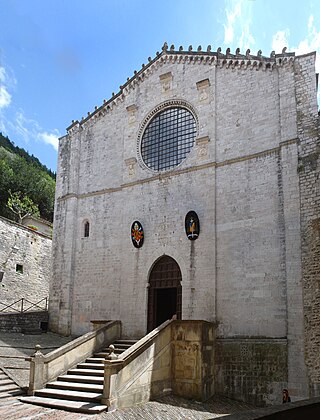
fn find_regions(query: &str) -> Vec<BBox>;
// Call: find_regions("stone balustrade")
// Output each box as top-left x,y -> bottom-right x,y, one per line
26,320 -> 121,395
102,320 -> 216,411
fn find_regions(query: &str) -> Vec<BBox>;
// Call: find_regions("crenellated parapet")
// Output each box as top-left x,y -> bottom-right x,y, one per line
66,42 -> 305,134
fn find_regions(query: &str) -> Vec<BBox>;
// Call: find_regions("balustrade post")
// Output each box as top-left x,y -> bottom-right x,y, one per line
102,359 -> 123,411
27,344 -> 45,395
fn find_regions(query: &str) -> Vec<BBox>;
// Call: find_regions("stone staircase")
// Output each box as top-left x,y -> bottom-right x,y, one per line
0,368 -> 24,401
20,339 -> 138,414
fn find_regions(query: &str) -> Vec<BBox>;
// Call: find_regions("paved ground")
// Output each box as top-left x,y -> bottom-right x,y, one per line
0,394 -> 255,420
0,331 -> 74,388
0,332 -> 256,419
1,332 -> 319,419
100,395 -> 255,419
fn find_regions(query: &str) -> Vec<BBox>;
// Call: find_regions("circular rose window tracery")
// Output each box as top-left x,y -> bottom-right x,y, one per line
140,106 -> 197,172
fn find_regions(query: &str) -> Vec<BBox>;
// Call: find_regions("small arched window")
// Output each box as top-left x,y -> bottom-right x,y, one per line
84,221 -> 90,238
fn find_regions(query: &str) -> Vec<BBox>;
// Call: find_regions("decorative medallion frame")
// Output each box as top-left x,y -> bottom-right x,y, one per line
131,221 -> 144,248
185,210 -> 200,240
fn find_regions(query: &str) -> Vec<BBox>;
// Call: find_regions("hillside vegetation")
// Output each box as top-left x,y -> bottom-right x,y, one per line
0,133 -> 56,222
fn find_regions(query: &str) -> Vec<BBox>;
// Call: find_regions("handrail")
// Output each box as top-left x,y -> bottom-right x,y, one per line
117,319 -> 172,365
0,297 -> 48,313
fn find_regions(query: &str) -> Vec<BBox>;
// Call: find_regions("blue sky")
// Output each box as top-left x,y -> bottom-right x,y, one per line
0,0 -> 319,171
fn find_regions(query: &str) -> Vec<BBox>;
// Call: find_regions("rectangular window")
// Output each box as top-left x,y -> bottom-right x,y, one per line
16,264 -> 23,274
0,272 -> 4,282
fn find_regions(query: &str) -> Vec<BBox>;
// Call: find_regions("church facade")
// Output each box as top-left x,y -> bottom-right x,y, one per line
49,44 -> 320,405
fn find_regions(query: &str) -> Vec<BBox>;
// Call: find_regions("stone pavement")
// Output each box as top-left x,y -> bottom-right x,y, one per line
101,395 -> 255,419
0,332 -> 256,419
0,394 -> 254,420
1,332 -> 319,419
0,331 -> 74,388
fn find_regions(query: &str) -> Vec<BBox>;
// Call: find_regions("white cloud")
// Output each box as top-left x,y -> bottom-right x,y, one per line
0,86 -> 11,109
38,131 -> 59,151
272,15 -> 320,76
224,1 -> 241,44
271,15 -> 320,105
8,110 -> 60,151
223,0 -> 255,51
0,67 -> 6,82
295,15 -> 320,74
0,63 -> 59,155
272,29 -> 290,53
0,66 -> 12,109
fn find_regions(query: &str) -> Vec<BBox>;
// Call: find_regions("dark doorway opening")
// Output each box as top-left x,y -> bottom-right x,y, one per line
155,288 -> 177,326
147,255 -> 182,332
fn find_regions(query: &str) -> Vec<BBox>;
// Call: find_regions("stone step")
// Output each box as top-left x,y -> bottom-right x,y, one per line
35,388 -> 102,403
16,337 -> 139,413
0,383 -> 20,392
94,349 -> 123,357
0,369 -> 24,403
68,368 -> 104,377
58,374 -> 104,384
19,396 -> 108,414
77,362 -> 104,370
113,343 -> 134,349
0,379 -> 14,386
0,389 -> 24,399
47,381 -> 103,393
85,357 -> 105,363
114,339 -> 138,345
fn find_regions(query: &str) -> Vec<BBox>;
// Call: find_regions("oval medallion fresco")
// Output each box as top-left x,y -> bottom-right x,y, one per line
131,221 -> 144,248
185,211 -> 200,240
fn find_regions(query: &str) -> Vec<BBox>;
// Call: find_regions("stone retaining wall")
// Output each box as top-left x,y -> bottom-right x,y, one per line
0,311 -> 48,333
0,216 -> 51,307
215,338 -> 288,406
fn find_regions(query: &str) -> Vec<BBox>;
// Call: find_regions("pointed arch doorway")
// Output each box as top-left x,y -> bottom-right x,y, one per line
147,255 -> 182,332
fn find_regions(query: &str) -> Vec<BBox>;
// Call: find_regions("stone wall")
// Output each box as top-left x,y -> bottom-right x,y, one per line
50,47 -> 318,403
295,54 -> 320,395
215,338 -> 287,406
0,216 -> 51,308
0,311 -> 48,333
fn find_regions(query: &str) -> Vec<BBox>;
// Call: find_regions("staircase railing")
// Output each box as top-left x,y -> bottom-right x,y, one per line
26,320 -> 121,395
0,297 -> 48,313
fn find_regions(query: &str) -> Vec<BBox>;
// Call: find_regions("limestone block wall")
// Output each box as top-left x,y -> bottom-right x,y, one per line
51,52 -> 295,338
295,53 -> 320,395
216,154 -> 287,338
215,338 -> 288,406
0,311 -> 48,333
0,216 -> 51,308
50,48 -> 317,403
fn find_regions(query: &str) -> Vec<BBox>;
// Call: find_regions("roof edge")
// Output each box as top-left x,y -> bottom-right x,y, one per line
66,43 -> 314,134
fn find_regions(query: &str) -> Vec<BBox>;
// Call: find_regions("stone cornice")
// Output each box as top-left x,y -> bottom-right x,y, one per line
65,43 -> 315,135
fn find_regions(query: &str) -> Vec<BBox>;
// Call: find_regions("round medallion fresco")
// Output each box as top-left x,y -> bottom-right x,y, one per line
185,211 -> 200,240
131,221 -> 144,248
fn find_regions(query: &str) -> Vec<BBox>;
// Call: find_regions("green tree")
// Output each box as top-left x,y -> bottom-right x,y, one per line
0,139 -> 56,222
7,190 -> 40,223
